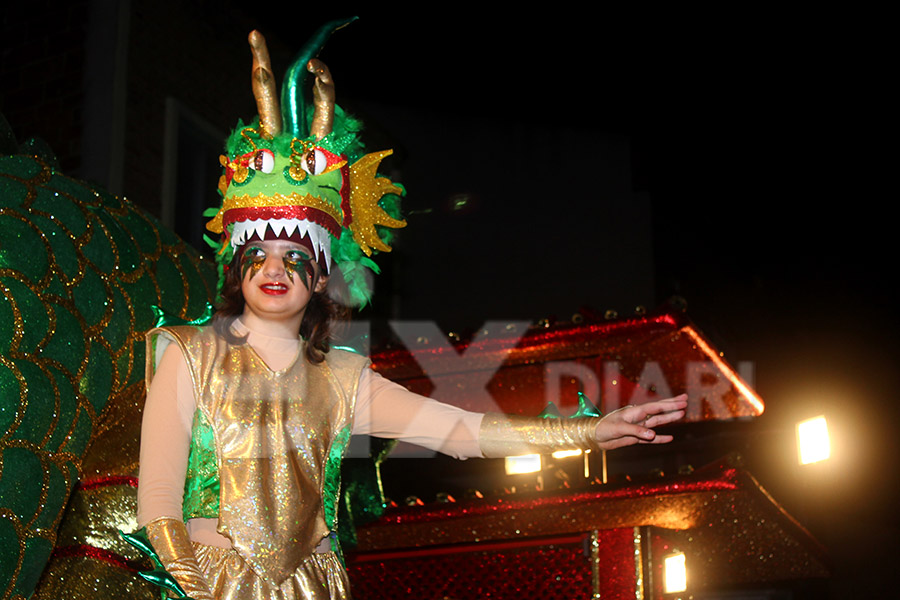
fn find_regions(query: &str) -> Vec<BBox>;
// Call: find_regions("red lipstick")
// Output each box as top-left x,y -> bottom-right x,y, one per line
259,283 -> 288,295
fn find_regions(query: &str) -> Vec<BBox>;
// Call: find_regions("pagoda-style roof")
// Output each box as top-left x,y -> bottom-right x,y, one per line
372,304 -> 764,421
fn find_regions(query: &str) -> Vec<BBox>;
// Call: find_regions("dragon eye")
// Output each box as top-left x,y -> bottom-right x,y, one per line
248,149 -> 275,173
301,149 -> 327,175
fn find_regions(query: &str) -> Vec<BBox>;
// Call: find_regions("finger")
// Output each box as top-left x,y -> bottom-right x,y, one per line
610,422 -> 657,442
645,394 -> 688,408
600,427 -> 678,449
628,396 -> 688,423
643,395 -> 688,413
623,406 -> 667,426
639,434 -> 674,444
643,410 -> 685,428
602,435 -> 646,450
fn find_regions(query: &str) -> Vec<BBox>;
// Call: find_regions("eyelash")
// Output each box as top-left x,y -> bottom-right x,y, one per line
243,248 -> 309,261
244,247 -> 266,260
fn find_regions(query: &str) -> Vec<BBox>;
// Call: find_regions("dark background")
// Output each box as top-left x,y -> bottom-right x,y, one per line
2,3 -> 894,598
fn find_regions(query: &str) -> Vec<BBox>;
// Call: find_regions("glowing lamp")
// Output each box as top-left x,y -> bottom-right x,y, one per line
551,449 -> 583,459
797,416 -> 831,465
664,552 -> 687,593
504,454 -> 541,475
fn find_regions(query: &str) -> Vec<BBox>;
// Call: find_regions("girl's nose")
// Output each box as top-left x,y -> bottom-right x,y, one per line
263,254 -> 285,278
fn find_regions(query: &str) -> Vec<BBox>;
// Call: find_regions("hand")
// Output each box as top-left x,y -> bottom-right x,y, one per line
592,394 -> 688,450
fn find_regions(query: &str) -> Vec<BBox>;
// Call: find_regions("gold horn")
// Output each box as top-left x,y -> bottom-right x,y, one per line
307,58 -> 334,141
249,30 -> 282,137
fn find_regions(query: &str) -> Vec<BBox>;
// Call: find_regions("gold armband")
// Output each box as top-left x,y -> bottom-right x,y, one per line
145,517 -> 215,600
479,413 -> 599,458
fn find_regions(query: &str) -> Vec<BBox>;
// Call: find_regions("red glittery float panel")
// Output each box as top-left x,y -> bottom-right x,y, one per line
349,459 -> 830,597
348,530 -> 641,600
371,307 -> 764,422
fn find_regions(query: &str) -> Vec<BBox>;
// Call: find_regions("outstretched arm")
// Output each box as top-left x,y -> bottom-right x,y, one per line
356,368 -> 687,459
479,394 -> 687,458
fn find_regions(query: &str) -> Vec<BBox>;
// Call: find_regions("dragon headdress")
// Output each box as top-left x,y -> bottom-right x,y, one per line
205,19 -> 406,306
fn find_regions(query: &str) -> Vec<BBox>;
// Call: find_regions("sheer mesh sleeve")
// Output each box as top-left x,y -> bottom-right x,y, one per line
353,369 -> 485,459
136,343 -> 195,526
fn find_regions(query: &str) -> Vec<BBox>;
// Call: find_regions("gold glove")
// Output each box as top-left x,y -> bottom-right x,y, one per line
145,517 -> 215,600
479,413 -> 598,458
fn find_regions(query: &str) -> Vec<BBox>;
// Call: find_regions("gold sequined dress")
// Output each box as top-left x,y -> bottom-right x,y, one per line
144,324 -> 368,599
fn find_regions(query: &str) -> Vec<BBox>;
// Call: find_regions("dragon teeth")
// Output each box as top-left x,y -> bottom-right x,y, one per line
230,218 -> 332,272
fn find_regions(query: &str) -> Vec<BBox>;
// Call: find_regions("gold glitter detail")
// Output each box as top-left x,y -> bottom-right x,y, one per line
633,526 -> 644,600
219,152 -> 250,185
288,163 -> 308,183
82,383 -> 145,478
193,544 -> 350,600
308,59 -> 335,142
146,517 -> 215,600
290,138 -> 316,156
32,553 -> 157,600
249,32 -> 282,138
347,150 -> 406,256
218,166 -> 230,197
55,483 -> 138,553
478,413 -> 599,458
591,529 -> 601,599
232,165 -> 249,184
205,192 -> 342,234
319,157 -> 345,176
240,128 -> 261,151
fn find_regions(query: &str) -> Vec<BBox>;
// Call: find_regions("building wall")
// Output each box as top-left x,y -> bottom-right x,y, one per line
1,1 -> 91,173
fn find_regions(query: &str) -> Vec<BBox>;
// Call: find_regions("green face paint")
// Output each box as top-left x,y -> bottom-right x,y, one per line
241,246 -> 266,281
283,248 -> 313,290
241,245 -> 315,290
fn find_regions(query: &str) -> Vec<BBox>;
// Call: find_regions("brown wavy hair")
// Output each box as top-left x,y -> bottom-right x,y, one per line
212,237 -> 349,364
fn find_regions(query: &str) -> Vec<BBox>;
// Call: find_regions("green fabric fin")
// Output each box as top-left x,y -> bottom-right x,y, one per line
538,402 -> 563,419
572,391 -> 603,418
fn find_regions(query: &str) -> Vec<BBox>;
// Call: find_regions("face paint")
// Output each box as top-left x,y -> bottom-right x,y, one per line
242,246 -> 266,281
283,248 -> 314,290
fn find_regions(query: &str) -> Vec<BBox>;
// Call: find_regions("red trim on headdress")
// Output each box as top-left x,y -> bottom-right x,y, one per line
223,205 -> 341,237
340,156 -> 352,227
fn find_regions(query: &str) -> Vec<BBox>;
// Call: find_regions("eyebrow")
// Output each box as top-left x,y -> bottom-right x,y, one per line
260,242 -> 310,251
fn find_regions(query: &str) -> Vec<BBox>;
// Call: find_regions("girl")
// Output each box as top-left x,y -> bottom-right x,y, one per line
135,28 -> 687,600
